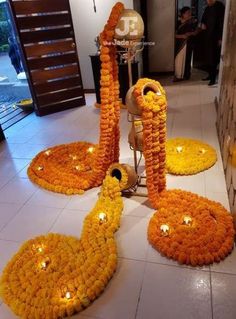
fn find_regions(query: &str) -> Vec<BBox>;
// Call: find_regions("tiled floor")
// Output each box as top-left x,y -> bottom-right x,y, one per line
0,79 -> 235,319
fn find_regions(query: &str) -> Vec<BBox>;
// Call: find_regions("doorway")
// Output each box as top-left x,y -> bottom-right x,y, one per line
0,0 -> 32,131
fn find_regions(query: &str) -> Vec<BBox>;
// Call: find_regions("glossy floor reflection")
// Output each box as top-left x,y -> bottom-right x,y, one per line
0,81 -> 235,319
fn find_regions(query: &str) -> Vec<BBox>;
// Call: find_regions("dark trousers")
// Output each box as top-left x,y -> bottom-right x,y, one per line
184,43 -> 193,80
207,44 -> 221,82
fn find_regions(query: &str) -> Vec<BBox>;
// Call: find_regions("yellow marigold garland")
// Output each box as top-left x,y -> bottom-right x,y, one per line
27,2 -> 125,195
133,78 -> 167,208
0,175 -> 123,318
166,138 -> 217,175
148,189 -> 235,266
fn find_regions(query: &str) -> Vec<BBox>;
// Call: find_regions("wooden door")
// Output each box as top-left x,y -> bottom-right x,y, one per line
9,0 -> 85,116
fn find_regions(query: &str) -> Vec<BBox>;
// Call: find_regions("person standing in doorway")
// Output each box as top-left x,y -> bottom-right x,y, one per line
174,7 -> 198,82
201,0 -> 225,86
8,36 -> 23,75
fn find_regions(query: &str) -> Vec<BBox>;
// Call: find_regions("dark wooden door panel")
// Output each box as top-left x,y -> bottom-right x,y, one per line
37,87 -> 83,106
28,53 -> 77,70
13,0 -> 70,15
24,40 -> 75,57
10,0 -> 85,116
31,65 -> 79,83
17,13 -> 71,29
21,27 -> 73,44
34,77 -> 82,95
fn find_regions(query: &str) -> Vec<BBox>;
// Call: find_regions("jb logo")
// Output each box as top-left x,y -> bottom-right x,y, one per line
115,17 -> 138,36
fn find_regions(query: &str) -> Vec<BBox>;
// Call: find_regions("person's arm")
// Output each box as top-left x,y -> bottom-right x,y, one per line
216,3 -> 225,44
175,34 -> 187,39
201,8 -> 207,30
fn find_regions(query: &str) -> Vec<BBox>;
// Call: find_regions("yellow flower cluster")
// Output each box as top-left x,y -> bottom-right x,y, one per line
27,142 -> 98,195
133,78 -> 167,208
0,175 -> 123,319
148,189 -> 235,266
166,138 -> 217,175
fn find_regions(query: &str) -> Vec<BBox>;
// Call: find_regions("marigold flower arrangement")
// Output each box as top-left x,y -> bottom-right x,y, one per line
27,2 -> 125,195
0,175 -> 123,319
166,137 -> 217,175
148,189 -> 235,266
133,78 -> 167,208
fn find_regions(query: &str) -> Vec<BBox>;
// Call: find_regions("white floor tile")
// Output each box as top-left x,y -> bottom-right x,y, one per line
0,178 -> 37,204
27,189 -> 71,208
83,258 -> 145,319
0,240 -> 21,273
136,263 -> 211,319
116,216 -> 149,261
50,209 -> 87,237
210,244 -> 236,275
211,272 -> 236,319
65,188 -> 99,211
0,204 -> 62,242
0,203 -> 22,231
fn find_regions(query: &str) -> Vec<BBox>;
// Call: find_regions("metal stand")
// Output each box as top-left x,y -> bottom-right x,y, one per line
117,42 -> 147,197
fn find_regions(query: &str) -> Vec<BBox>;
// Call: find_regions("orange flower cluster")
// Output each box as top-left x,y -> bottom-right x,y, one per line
148,189 -> 235,266
27,142 -> 98,195
0,175 -> 124,318
28,3 -> 125,195
133,78 -> 167,208
90,2 -> 124,187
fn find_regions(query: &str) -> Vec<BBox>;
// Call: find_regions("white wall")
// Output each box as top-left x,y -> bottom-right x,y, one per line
69,0 -> 134,90
147,0 -> 176,73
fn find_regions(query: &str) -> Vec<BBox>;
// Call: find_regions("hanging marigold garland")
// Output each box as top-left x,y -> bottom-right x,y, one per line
0,175 -> 123,319
27,2 -> 124,194
133,78 -> 167,208
166,137 -> 217,175
148,189 -> 235,266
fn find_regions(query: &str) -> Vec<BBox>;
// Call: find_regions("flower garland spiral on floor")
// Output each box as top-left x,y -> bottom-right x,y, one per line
133,78 -> 167,208
166,138 -> 217,175
0,175 -> 123,318
27,2 -> 125,194
148,189 -> 235,266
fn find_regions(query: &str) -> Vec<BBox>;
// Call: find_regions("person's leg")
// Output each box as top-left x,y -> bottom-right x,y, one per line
184,44 -> 192,80
208,45 -> 221,85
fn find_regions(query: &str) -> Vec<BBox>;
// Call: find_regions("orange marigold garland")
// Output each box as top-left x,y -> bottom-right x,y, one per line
89,2 -> 124,187
148,189 -> 235,266
133,78 -> 167,208
27,3 -> 124,194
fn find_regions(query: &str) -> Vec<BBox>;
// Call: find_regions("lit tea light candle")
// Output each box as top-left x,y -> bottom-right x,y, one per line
40,261 -> 47,270
65,291 -> 72,300
160,224 -> 170,236
40,257 -> 50,270
69,154 -> 77,160
44,150 -> 51,156
200,148 -> 206,154
98,212 -> 107,224
87,147 -> 95,153
38,247 -> 44,253
183,216 -> 192,226
176,146 -> 183,153
37,166 -> 44,171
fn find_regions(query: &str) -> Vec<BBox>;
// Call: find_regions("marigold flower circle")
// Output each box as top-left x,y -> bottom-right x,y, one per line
148,190 -> 235,266
166,138 -> 217,175
0,176 -> 123,318
28,142 -> 98,195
